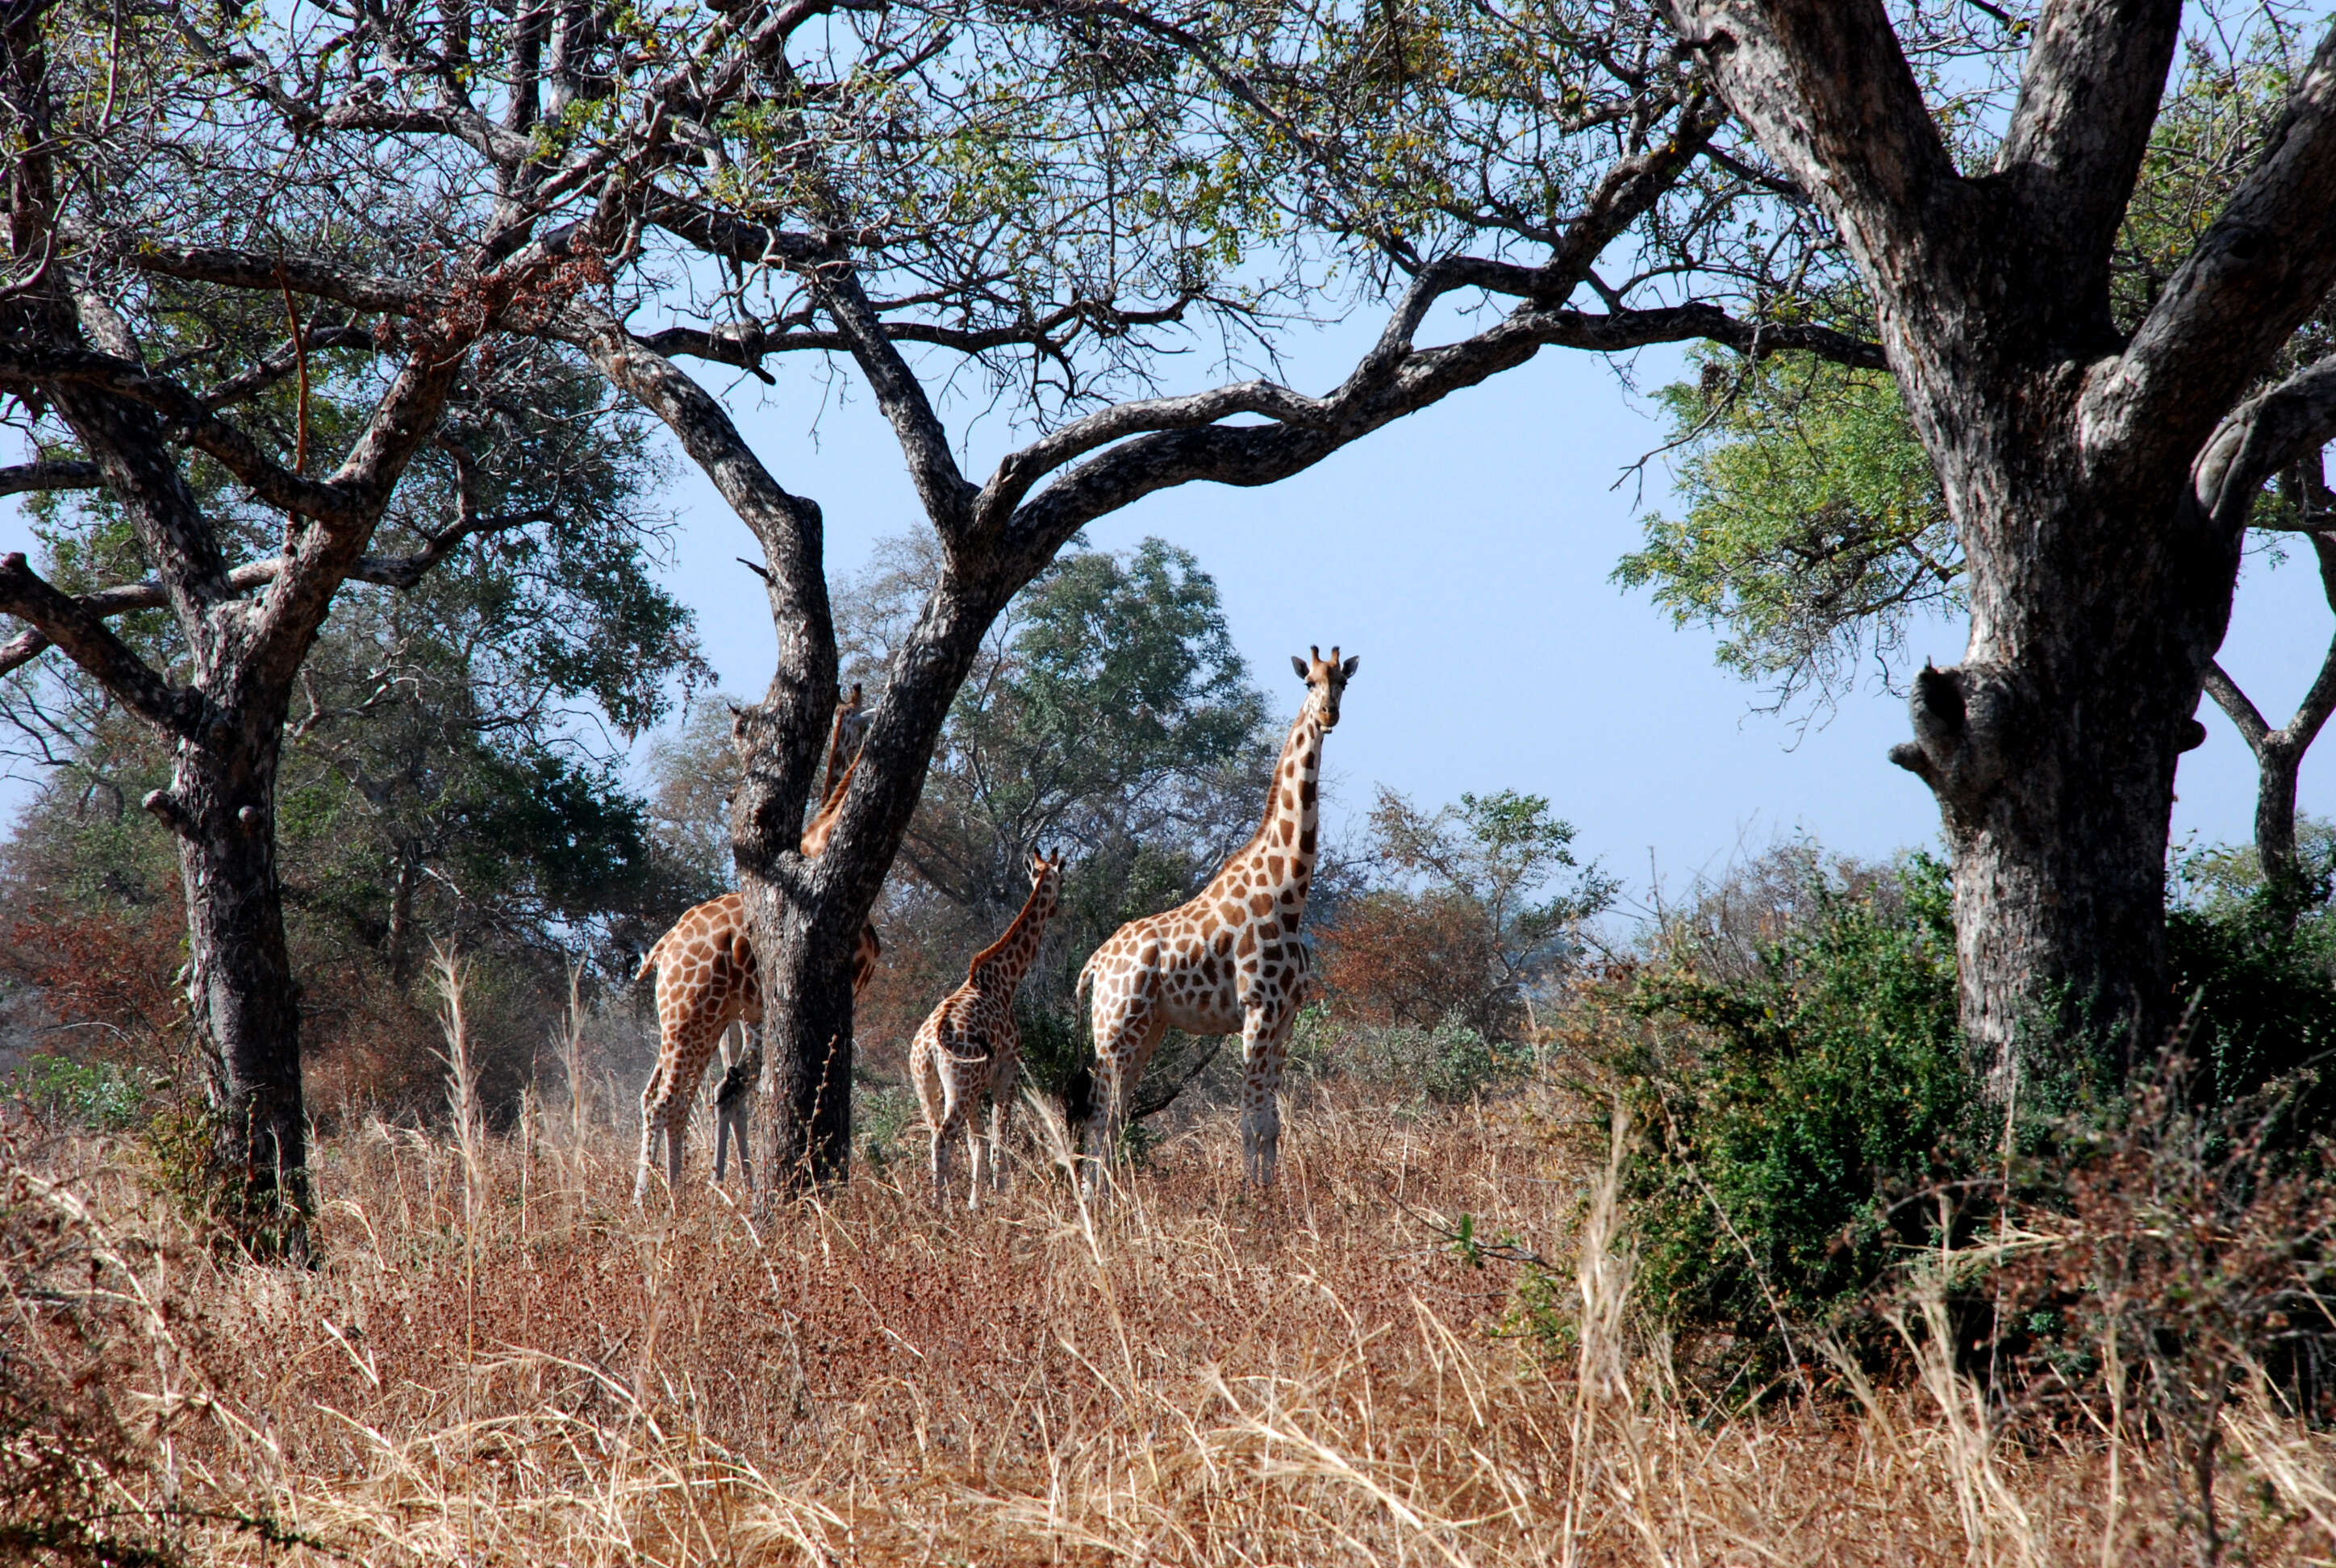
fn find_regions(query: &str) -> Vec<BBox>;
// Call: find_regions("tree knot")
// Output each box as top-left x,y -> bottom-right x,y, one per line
1890,659 -> 2025,822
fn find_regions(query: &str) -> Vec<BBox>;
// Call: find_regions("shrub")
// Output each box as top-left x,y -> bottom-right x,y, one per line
1990,1057 -> 2336,1560
1324,1011 -> 1535,1104
2164,844 -> 2336,1132
1616,853 -> 1981,1371
9,1056 -> 148,1133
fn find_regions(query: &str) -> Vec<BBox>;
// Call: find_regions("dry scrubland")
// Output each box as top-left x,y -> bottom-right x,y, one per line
8,1078 -> 2336,1567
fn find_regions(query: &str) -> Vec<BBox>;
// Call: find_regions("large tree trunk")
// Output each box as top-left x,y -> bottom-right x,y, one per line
171,732 -> 309,1253
738,568 -> 1013,1188
1908,454 -> 2228,1091
1666,0 -> 2336,1099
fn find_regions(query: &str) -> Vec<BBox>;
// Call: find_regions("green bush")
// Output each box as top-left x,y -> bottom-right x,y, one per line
9,1055 -> 149,1132
2165,842 -> 2336,1132
1619,854 -> 1981,1363
1340,1012 -> 1534,1104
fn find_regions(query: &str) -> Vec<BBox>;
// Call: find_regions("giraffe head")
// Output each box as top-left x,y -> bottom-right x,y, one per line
1024,845 -> 1066,914
1290,645 -> 1361,728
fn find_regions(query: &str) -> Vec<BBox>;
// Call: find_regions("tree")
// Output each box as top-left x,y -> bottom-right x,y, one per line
1621,45 -> 2336,903
1323,787 -> 1614,1036
0,0 -> 708,1243
156,0 -> 1868,1188
4,352 -> 702,1118
1623,2 -> 2336,1085
23,0 -> 1925,1194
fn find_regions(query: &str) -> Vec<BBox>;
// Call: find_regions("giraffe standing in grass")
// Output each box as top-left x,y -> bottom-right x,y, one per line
909,849 -> 1065,1209
1078,648 -> 1357,1189
633,687 -> 879,1202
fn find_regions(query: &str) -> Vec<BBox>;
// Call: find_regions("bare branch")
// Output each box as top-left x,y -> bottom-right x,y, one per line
1996,2 -> 2182,277
0,553 -> 197,734
2088,22 -> 2336,461
2203,661 -> 2272,753
1664,0 -> 1966,279
807,262 -> 977,536
2188,350 -> 2336,539
0,460 -> 100,495
123,242 -> 434,315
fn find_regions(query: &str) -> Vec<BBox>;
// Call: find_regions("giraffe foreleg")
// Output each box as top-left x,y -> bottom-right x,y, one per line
1239,1001 -> 1295,1186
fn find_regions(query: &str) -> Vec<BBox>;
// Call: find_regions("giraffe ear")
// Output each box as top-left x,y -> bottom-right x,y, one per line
1341,654 -> 1360,679
1291,654 -> 1309,680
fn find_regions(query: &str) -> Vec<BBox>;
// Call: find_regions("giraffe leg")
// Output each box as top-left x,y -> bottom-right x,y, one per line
987,1049 -> 1020,1197
932,1081 -> 964,1212
964,1097 -> 987,1211
732,1093 -> 756,1194
1084,1002 -> 1163,1197
635,1066 -> 665,1206
1240,1002 -> 1294,1186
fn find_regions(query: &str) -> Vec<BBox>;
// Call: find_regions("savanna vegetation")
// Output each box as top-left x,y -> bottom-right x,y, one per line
10,0 -> 2336,1565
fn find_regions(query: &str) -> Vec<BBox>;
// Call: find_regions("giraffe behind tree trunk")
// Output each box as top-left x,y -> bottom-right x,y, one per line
632,686 -> 879,1204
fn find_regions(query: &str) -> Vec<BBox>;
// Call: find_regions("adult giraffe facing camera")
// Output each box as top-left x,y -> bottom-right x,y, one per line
1078,647 -> 1357,1189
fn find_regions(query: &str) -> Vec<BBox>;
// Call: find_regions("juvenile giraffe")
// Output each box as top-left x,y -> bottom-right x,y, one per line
1078,648 -> 1357,1189
908,848 -> 1065,1209
633,687 -> 880,1202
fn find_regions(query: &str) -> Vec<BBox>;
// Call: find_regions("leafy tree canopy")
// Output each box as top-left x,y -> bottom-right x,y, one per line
1617,27 -> 2333,712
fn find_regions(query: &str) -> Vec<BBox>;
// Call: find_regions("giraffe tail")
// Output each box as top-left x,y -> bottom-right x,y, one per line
633,932 -> 666,987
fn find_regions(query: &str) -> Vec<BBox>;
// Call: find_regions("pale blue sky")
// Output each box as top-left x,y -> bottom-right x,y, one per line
5,309 -> 2331,903
598,309 -> 2336,899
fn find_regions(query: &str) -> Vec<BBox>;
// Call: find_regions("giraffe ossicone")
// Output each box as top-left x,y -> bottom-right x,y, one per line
1078,646 -> 1358,1190
633,685 -> 880,1204
909,847 -> 1066,1210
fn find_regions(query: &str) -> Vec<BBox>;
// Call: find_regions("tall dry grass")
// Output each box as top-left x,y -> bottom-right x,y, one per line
6,1071 -> 2334,1566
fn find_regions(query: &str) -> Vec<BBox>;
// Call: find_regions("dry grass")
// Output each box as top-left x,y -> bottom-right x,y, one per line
7,1073 -> 2336,1567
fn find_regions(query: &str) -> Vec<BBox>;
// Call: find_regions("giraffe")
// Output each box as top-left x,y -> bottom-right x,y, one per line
632,686 -> 882,1202
908,849 -> 1066,1210
1078,648 -> 1357,1190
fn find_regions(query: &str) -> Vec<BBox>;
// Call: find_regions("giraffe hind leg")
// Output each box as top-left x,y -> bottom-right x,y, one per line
1240,1004 -> 1295,1186
987,1049 -> 1020,1196
1084,1003 -> 1163,1196
635,1062 -> 667,1205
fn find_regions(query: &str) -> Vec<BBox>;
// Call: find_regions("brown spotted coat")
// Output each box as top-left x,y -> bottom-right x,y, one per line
908,849 -> 1064,1209
1078,648 -> 1357,1186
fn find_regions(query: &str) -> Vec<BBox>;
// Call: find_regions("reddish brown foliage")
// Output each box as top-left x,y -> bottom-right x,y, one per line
1316,887 -> 1503,1032
2,899 -> 186,1060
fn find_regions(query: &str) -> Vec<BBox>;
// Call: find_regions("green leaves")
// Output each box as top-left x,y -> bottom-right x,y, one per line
1615,351 -> 1958,707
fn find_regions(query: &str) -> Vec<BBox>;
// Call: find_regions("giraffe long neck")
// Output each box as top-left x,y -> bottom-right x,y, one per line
800,749 -> 858,858
1253,709 -> 1324,898
970,880 -> 1055,991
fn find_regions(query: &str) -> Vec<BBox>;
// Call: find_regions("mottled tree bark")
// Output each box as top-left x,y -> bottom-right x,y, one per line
1667,0 -> 2336,1088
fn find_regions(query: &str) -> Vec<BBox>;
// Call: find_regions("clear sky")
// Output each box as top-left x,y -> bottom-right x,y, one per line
580,309 -> 2336,903
5,306 -> 2331,907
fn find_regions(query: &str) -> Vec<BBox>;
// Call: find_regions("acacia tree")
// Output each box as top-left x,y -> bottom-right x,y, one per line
1620,40 -> 2336,909
130,0 -> 1883,1187
0,0 -> 686,1248
1631,2 -> 2336,1083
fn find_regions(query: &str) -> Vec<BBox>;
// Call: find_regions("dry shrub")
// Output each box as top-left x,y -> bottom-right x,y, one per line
1990,1060 -> 2336,1566
3,1074 -> 2335,1566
